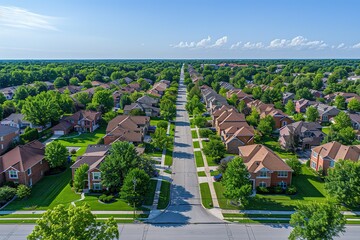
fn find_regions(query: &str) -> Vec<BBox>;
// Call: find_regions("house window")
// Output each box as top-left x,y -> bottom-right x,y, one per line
27,168 -> 32,176
311,161 -> 317,169
92,172 -> 101,180
329,160 -> 335,168
323,115 -> 328,121
259,182 -> 267,188
9,170 -> 18,179
277,171 -> 288,178
282,121 -> 287,127
93,183 -> 102,190
312,151 -> 318,158
259,171 -> 267,178
278,181 -> 287,188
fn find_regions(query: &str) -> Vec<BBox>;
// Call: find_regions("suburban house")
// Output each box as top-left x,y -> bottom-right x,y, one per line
312,103 -> 340,123
247,100 -> 294,129
0,125 -> 20,155
57,85 -> 82,94
51,110 -> 101,135
238,144 -> 293,189
123,102 -> 160,117
282,92 -> 295,104
147,80 -> 170,97
279,121 -> 325,151
310,89 -> 323,99
219,81 -> 235,91
350,113 -> 360,130
324,92 -> 360,103
212,105 -> 236,126
124,77 -> 133,84
71,145 -> 110,191
0,140 -> 49,187
112,91 -> 122,108
1,113 -> 50,134
295,99 -> 311,113
201,85 -> 230,113
310,141 -> 360,174
104,115 -> 150,145
137,95 -> 159,106
226,89 -> 254,104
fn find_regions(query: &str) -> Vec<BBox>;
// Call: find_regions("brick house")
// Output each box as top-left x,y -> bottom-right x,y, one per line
104,115 -> 150,145
310,141 -> 360,174
0,140 -> 49,187
0,125 -> 19,155
71,145 -> 110,191
295,99 -> 310,113
238,144 -> 293,189
123,102 -> 160,117
312,103 -> 340,123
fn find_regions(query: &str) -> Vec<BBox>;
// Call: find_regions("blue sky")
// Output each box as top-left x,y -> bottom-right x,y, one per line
1,0 -> 360,59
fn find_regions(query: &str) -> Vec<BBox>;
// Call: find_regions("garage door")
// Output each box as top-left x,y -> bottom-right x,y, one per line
54,130 -> 64,135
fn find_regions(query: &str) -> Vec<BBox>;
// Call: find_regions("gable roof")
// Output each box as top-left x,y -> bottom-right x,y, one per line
312,141 -> 360,162
238,144 -> 292,173
0,140 -> 44,173
0,125 -> 19,137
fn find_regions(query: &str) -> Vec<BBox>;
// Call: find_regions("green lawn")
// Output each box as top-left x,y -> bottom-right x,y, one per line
210,170 -> 219,176
194,151 -> 204,167
77,195 -> 135,211
197,171 -> 206,177
206,156 -> 219,167
214,165 -> 328,210
150,118 -> 165,128
193,141 -> 200,148
165,149 -> 173,166
55,127 -> 106,147
263,137 -> 297,159
4,168 -> 75,210
191,130 -> 198,139
322,127 -> 330,135
200,183 -> 213,209
143,179 -> 158,206
157,181 -> 171,209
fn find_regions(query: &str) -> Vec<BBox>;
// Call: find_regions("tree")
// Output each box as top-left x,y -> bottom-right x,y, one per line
257,116 -> 275,137
160,99 -> 176,121
305,106 -> 319,122
100,141 -> 141,191
334,95 -> 346,110
69,77 -> 80,86
129,108 -> 145,116
295,88 -> 313,100
286,158 -> 302,175
22,92 -> 62,127
289,202 -> 345,240
185,96 -> 205,115
27,204 -> 119,240
119,94 -> 131,109
45,142 -> 68,168
293,113 -> 305,122
246,108 -> 260,126
82,80 -> 92,89
332,111 -> 352,131
151,127 -> 172,150
54,77 -> 67,89
237,100 -> 246,113
0,93 -> 6,104
75,92 -> 92,106
285,100 -> 295,115
325,160 -> 360,206
103,111 -> 118,123
73,164 -> 89,192
203,139 -> 226,162
92,89 -> 114,113
348,98 -> 360,112
120,168 -> 150,206
13,86 -> 29,101
223,157 -> 252,205
193,115 -> 207,128
16,185 -> 31,199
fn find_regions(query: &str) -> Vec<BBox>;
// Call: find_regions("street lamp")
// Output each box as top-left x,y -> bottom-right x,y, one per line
132,178 -> 137,221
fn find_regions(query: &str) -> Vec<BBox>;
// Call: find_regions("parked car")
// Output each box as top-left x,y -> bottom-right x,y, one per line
213,173 -> 222,182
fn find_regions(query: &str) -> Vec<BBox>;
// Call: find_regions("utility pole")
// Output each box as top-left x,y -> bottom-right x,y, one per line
132,177 -> 137,221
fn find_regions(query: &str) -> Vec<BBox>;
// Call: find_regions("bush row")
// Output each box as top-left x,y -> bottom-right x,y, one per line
256,185 -> 297,195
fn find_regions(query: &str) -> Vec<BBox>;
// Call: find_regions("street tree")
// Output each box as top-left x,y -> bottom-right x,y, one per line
120,168 -> 150,206
325,160 -> 360,206
223,157 -> 252,205
160,99 -> 176,120
45,142 -> 68,168
27,204 -> 119,240
289,202 -> 345,240
203,139 -> 226,162
151,127 -> 172,150
305,106 -> 319,122
73,164 -> 89,192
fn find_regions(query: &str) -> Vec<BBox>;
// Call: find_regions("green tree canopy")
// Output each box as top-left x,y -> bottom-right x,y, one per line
120,168 -> 150,206
73,164 -> 89,192
203,139 -> 226,162
45,141 -> 68,168
305,106 -> 319,122
91,89 -> 114,113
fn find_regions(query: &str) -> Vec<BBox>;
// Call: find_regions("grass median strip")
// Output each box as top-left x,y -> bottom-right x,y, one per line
191,130 -> 198,139
194,151 -> 204,167
200,183 -> 213,209
193,141 -> 200,149
157,181 -> 171,209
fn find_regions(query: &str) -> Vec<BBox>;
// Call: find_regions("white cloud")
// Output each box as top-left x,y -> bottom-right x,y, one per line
196,36 -> 211,47
337,43 -> 346,49
230,41 -> 242,49
353,43 -> 360,49
267,36 -> 327,50
172,41 -> 195,48
243,41 -> 264,49
210,36 -> 228,48
0,6 -> 57,31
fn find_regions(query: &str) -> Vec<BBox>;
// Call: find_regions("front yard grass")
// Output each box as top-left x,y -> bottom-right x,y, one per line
322,127 -> 330,135
77,195 -> 135,211
263,137 -> 297,159
194,151 -> 204,167
193,140 -> 200,148
206,156 -> 219,167
214,165 -> 328,211
55,126 -> 106,147
4,168 -> 75,210
157,181 -> 171,209
197,171 -> 206,177
191,130 -> 198,139
200,183 -> 213,209
143,179 -> 158,206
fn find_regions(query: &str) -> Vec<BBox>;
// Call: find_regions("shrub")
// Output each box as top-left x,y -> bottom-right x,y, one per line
306,159 -> 310,167
199,129 -> 215,138
0,186 -> 17,204
99,194 -> 114,203
71,149 -> 77,155
16,185 -> 31,199
3,181 -> 18,188
256,186 -> 269,194
274,186 -> 284,194
209,134 -> 221,141
157,121 -> 168,129
286,186 -> 297,195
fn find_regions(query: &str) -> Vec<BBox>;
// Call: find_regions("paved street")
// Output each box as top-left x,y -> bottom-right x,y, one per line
2,223 -> 360,240
149,65 -> 220,224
